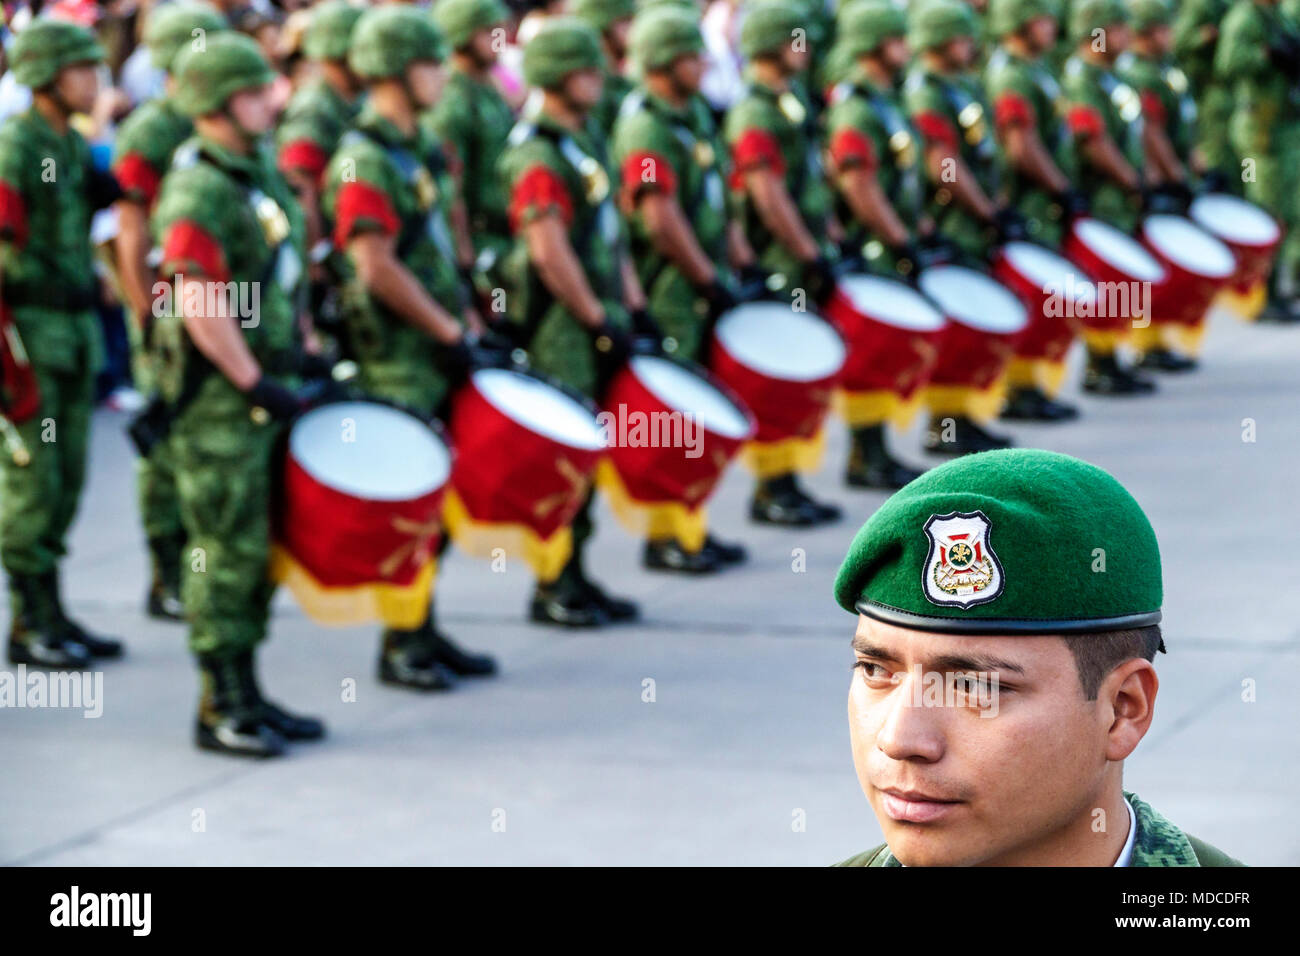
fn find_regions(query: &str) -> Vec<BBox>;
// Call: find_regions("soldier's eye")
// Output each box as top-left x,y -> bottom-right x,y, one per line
854,660 -> 889,682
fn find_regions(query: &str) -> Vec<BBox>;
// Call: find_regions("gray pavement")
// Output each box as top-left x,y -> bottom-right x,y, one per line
2,306 -> 1298,866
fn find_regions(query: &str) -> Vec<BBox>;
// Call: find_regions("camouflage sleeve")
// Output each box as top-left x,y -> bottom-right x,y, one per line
276,88 -> 340,184
1120,58 -> 1170,131
985,60 -> 1037,131
904,77 -> 959,149
611,111 -> 681,203
723,97 -> 787,178
425,85 -> 474,165
113,104 -> 171,207
1214,6 -> 1269,82
825,96 -> 880,172
1172,0 -> 1219,58
0,120 -> 32,247
153,164 -> 238,282
1062,67 -> 1108,139
322,142 -> 401,249
499,138 -> 574,233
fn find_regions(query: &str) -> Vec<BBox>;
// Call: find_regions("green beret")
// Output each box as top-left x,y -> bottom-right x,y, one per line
349,5 -> 448,81
740,0 -> 804,59
1126,0 -> 1171,32
9,19 -> 105,89
631,6 -> 704,71
302,0 -> 363,62
434,0 -> 509,50
988,0 -> 1058,38
908,0 -> 978,51
1070,0 -> 1128,42
171,32 -> 274,117
523,17 -> 604,89
572,0 -> 637,32
143,2 -> 227,71
833,450 -> 1162,633
837,0 -> 908,59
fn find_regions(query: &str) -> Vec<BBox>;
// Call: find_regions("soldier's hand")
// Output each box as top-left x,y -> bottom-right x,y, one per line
1055,188 -> 1090,218
803,255 -> 839,307
246,376 -> 303,422
629,307 -> 664,347
701,277 -> 739,321
993,207 -> 1028,244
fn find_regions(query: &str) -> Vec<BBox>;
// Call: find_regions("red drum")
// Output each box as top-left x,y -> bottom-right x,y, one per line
599,355 -> 755,549
821,273 -> 946,401
991,241 -> 1096,362
710,301 -> 846,446
1140,214 -> 1236,326
445,367 -> 605,581
1063,217 -> 1167,331
1189,193 -> 1282,294
273,400 -> 452,628
917,265 -> 1028,393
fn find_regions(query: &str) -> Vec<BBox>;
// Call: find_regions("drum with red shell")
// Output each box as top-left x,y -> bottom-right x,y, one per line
601,354 -> 755,514
916,265 -> 1028,391
1063,217 -> 1167,330
709,301 -> 846,445
448,367 -> 606,544
1140,214 -> 1236,326
276,400 -> 452,610
991,241 -> 1097,363
1189,193 -> 1282,295
820,273 -> 947,399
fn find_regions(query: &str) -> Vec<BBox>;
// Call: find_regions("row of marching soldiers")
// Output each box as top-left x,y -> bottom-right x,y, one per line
0,0 -> 1294,758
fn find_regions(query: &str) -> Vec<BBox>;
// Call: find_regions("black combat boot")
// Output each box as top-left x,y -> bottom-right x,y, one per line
924,415 -> 1014,455
530,557 -> 609,628
1082,350 -> 1157,395
700,533 -> 747,566
643,537 -> 721,574
6,573 -> 90,669
999,385 -> 1081,422
423,600 -> 497,677
43,569 -> 122,658
146,534 -> 185,621
195,653 -> 286,758
750,474 -> 843,526
1257,294 -> 1300,324
846,424 -> 925,489
1136,347 -> 1198,373
571,550 -> 639,622
377,623 -> 457,690
235,650 -> 325,741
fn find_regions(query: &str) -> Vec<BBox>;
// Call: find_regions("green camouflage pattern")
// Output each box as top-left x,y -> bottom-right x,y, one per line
171,32 -> 274,117
523,17 -> 604,90
908,0 -> 978,51
629,4 -> 705,71
348,5 -> 447,80
301,0 -> 363,62
985,46 -> 1078,245
1118,49 -> 1197,163
592,68 -> 635,138
1062,53 -> 1145,231
324,106 -> 466,417
572,0 -> 637,32
434,0 -> 509,50
150,136 -> 305,657
143,1 -> 227,71
1171,0 -> 1234,179
276,78 -> 358,171
739,0 -> 804,59
612,88 -> 730,361
497,112 -> 628,396
8,19 -> 104,89
833,791 -> 1246,866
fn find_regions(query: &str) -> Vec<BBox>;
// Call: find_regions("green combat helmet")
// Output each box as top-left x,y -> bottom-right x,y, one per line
630,6 -> 704,72
908,0 -> 977,51
837,0 -> 908,59
143,1 -> 227,71
9,18 -> 104,89
1126,0 -> 1172,33
302,0 -> 364,62
739,0 -> 804,59
171,31 -> 274,117
988,0 -> 1058,38
348,5 -> 448,81
434,0 -> 509,51
1070,0 -> 1128,44
523,17 -> 604,89
571,0 -> 637,33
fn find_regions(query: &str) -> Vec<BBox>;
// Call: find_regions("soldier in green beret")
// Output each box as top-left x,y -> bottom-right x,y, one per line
498,17 -> 646,626
831,448 -> 1244,867
612,5 -> 752,574
323,5 -> 497,686
150,33 -> 323,755
1061,0 -> 1161,394
1171,0 -> 1235,194
571,0 -> 638,135
112,2 -> 228,624
723,0 -> 843,528
1,20 -> 123,669
427,0 -> 516,306
1216,0 -> 1300,323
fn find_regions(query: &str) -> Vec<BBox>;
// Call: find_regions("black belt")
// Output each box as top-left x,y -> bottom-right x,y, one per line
4,281 -> 97,312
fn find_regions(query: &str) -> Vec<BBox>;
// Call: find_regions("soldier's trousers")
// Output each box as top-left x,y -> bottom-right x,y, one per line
127,313 -> 182,543
1232,122 -> 1300,299
172,399 -> 282,659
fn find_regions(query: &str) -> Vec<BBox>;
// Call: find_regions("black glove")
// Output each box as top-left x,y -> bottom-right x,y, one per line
891,238 -> 922,280
915,233 -> 958,270
803,255 -> 838,306
628,307 -> 663,345
589,318 -> 633,398
1269,34 -> 1300,79
1054,187 -> 1090,218
246,376 -> 303,422
993,206 -> 1028,243
701,277 -> 739,321
86,166 -> 124,211
298,351 -> 336,382
1199,170 -> 1230,195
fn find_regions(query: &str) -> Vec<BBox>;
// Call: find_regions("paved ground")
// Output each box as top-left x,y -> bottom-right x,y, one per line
2,306 -> 1298,866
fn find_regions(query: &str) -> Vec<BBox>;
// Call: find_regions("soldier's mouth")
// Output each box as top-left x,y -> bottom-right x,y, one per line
878,788 -> 963,823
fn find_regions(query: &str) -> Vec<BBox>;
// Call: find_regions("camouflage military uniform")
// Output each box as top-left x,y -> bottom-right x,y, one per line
1172,0 -> 1235,184
1061,54 -> 1145,232
277,80 -> 359,189
572,0 -> 637,136
835,791 -> 1245,866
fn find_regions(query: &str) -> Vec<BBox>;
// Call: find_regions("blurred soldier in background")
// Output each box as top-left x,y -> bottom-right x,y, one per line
571,0 -> 637,136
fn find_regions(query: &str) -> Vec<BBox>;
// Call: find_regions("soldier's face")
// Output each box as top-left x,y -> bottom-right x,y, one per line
54,62 -> 99,115
563,67 -> 605,111
670,52 -> 705,95
227,84 -> 277,136
780,45 -> 810,74
941,36 -> 975,70
608,18 -> 633,59
1145,24 -> 1172,56
1026,16 -> 1058,53
880,37 -> 910,73
847,616 -> 1145,866
407,60 -> 448,109
468,26 -> 502,66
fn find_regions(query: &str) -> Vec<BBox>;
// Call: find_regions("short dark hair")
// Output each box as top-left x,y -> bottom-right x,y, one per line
1061,626 -> 1164,700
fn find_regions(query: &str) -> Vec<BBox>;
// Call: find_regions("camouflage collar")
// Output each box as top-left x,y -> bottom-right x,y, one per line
191,133 -> 267,180
870,791 -> 1199,866
356,105 -> 422,151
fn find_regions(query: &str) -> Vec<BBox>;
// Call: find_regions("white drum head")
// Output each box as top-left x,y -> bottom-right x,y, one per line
630,355 -> 752,440
1073,218 -> 1165,281
836,273 -> 946,332
1002,241 -> 1098,310
714,301 -> 846,382
291,401 -> 451,501
1143,214 -> 1236,278
918,266 -> 1028,334
473,368 -> 605,451
1190,193 -> 1280,247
